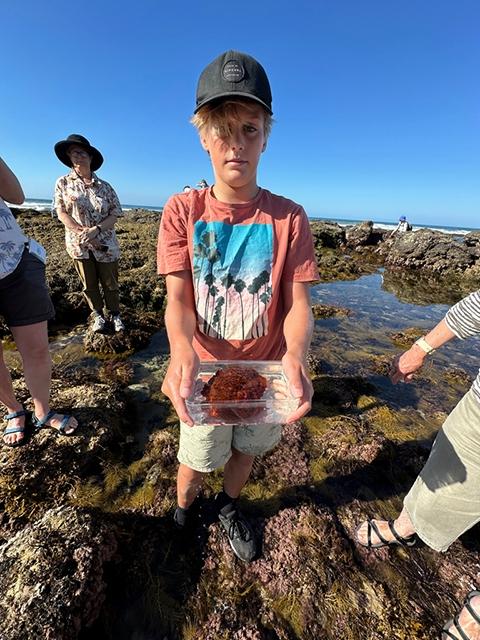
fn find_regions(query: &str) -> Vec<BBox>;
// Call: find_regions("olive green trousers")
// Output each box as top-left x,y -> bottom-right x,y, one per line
404,387 -> 480,552
73,254 -> 119,315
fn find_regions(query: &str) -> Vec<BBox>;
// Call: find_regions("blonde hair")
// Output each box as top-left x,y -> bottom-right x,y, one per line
191,99 -> 273,140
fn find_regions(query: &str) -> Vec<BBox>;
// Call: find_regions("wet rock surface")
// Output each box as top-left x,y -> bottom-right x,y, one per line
312,303 -> 352,319
345,220 -> 387,248
383,229 -> 477,275
83,310 -> 162,354
1,210 -> 480,638
13,210 -> 165,327
0,506 -> 117,640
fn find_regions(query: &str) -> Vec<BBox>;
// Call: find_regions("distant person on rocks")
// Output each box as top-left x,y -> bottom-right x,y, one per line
183,185 -> 192,193
355,290 -> 480,639
391,215 -> 412,235
196,178 -> 208,189
54,134 -> 125,333
0,156 -> 78,446
158,50 -> 319,563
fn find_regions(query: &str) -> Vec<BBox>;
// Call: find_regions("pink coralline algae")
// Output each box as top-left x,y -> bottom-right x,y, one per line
247,505 -> 350,596
319,420 -> 388,467
253,422 -> 310,485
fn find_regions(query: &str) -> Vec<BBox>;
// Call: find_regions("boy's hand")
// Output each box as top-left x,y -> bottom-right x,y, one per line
282,351 -> 313,424
161,347 -> 199,427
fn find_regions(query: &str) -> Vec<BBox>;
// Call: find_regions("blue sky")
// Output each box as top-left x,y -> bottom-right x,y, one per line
2,0 -> 479,227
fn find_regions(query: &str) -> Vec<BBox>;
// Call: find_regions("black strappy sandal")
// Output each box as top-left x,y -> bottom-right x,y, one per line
442,590 -> 480,640
355,519 -> 417,549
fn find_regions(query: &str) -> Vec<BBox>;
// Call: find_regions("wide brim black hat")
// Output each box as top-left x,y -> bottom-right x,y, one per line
54,134 -> 104,171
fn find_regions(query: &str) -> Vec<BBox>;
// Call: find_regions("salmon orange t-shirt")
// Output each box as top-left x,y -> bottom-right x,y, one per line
157,187 -> 319,361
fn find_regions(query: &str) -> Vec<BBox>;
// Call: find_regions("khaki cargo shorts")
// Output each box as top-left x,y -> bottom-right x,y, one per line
177,421 -> 283,472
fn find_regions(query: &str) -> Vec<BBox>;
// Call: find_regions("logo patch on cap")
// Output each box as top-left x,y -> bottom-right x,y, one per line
223,60 -> 245,83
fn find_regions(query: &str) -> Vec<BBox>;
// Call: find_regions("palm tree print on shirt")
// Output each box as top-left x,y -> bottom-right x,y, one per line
193,220 -> 273,340
0,241 -> 23,272
0,208 -> 13,231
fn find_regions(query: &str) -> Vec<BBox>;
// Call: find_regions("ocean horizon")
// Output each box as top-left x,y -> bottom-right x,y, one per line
17,197 -> 479,237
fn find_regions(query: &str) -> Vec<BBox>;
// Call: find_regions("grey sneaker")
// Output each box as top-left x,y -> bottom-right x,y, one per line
92,314 -> 106,332
218,503 -> 256,562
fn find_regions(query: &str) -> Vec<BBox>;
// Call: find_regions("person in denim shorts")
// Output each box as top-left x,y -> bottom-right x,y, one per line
0,156 -> 78,446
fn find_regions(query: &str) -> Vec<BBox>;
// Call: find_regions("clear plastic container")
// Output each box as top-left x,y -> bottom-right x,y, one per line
186,360 -> 298,426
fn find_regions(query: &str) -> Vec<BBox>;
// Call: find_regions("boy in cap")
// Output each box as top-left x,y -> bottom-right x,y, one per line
157,50 -> 319,562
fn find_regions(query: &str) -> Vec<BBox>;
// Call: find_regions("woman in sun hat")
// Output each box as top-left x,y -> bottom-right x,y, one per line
54,134 -> 125,333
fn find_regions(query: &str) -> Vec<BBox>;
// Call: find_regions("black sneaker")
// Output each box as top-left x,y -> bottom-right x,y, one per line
173,497 -> 202,531
174,506 -> 190,530
217,503 -> 257,563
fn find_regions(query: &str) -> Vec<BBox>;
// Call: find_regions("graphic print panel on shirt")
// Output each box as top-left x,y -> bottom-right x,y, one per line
193,220 -> 273,340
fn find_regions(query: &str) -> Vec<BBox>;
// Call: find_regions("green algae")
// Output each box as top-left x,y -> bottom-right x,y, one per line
3,228 -> 479,639
389,327 -> 424,349
267,592 -> 305,637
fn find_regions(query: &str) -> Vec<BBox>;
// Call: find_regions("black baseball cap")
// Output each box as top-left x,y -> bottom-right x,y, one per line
195,50 -> 273,115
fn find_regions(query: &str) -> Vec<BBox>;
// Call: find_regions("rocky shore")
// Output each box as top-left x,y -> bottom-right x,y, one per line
1,209 -> 480,639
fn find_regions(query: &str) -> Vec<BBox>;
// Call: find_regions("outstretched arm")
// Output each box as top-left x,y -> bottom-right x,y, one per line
390,319 -> 455,383
281,280 -> 314,423
0,157 -> 24,204
392,289 -> 480,383
161,270 -> 199,427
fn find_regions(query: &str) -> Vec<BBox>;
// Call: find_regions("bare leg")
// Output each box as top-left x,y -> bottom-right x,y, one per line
223,448 -> 254,498
176,449 -> 254,508
177,463 -> 204,508
356,507 -> 416,545
11,322 -> 77,433
0,341 -> 26,445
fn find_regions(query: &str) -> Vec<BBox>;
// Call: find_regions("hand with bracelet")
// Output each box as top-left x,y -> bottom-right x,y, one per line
389,318 -> 456,384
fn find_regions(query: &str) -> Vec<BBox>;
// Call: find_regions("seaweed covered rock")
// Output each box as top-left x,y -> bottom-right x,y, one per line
250,422 -> 310,487
310,220 -> 345,249
313,374 -> 376,409
464,231 -> 480,248
311,303 -> 352,319
381,268 -> 464,306
0,376 -> 126,536
306,352 -> 325,376
389,327 -> 424,349
310,219 -> 383,282
385,229 -> 476,274
345,221 -> 386,248
12,211 -> 166,325
0,506 -> 117,640
317,418 -> 390,470
83,310 -> 161,354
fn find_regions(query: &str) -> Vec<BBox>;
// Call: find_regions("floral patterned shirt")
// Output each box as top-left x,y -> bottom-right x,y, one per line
0,197 -> 27,279
54,170 -> 122,262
